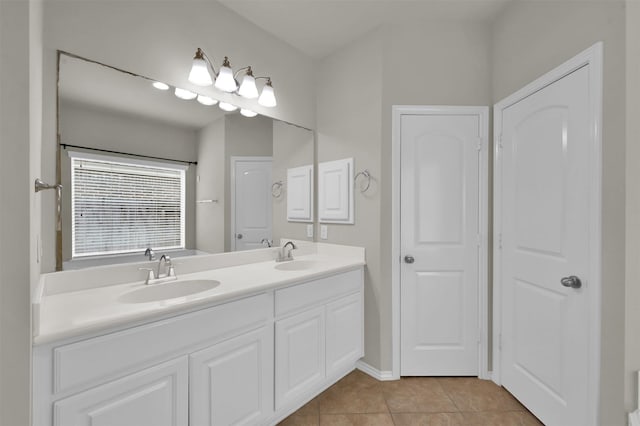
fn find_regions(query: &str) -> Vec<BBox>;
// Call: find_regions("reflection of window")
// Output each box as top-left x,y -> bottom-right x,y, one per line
70,152 -> 186,258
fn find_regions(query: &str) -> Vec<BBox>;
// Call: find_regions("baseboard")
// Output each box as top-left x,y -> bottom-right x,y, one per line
356,360 -> 396,381
630,410 -> 640,426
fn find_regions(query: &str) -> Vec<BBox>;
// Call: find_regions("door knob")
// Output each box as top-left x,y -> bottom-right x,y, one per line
236,233 -> 243,239
561,275 -> 582,289
404,255 -> 415,264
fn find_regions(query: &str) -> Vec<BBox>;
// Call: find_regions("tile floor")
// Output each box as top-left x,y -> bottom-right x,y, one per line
278,370 -> 544,426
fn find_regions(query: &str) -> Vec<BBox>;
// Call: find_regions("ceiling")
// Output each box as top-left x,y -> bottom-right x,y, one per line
59,54 -> 226,130
218,0 -> 510,59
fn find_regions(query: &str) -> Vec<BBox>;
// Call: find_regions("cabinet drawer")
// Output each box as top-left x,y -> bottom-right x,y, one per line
53,293 -> 271,395
275,268 -> 362,317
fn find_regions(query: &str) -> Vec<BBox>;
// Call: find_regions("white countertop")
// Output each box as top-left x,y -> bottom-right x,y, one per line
34,243 -> 365,346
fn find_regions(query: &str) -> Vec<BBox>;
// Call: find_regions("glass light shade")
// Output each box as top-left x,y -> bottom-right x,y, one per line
188,57 -> 213,86
240,108 -> 258,118
174,87 -> 197,100
196,95 -> 218,106
152,81 -> 169,90
238,75 -> 259,99
218,102 -> 238,112
258,83 -> 277,107
214,65 -> 238,92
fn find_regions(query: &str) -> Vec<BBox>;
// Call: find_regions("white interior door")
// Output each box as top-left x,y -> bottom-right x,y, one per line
495,50 -> 600,425
232,157 -> 272,251
400,107 -> 487,376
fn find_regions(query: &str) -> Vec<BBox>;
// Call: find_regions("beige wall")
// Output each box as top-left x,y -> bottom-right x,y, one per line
492,2 -> 626,423
196,117 -> 226,254
626,0 -> 640,414
272,120 -> 315,243
57,100 -> 199,260
0,0 -> 41,424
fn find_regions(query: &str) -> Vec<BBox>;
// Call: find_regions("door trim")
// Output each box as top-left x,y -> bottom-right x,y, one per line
391,105 -> 490,380
229,156 -> 273,251
492,42 -> 602,425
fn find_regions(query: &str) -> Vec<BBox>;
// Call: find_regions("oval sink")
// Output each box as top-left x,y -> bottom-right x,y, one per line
274,260 -> 320,271
118,279 -> 220,304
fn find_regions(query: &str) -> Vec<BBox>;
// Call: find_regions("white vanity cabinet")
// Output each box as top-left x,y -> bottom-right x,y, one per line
53,357 -> 189,426
274,269 -> 364,413
34,266 -> 364,426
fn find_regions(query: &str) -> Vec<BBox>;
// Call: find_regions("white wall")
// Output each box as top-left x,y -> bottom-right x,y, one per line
57,100 -> 199,261
491,2 -> 626,423
196,117 -> 226,254
0,0 -> 41,424
626,0 -> 640,414
272,120 -> 315,244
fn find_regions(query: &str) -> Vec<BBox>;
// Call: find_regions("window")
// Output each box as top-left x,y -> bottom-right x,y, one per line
70,152 -> 186,258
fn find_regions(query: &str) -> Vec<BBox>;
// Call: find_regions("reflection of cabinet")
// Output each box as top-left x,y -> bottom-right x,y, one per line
54,357 -> 188,426
286,164 -> 314,222
190,327 -> 273,425
34,268 -> 363,426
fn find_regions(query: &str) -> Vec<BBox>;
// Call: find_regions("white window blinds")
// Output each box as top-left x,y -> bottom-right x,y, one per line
70,153 -> 186,258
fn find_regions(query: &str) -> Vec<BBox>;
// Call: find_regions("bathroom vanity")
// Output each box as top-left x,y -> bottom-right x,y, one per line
32,242 -> 365,426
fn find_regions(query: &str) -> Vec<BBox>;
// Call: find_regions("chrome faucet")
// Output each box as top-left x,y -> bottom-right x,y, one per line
276,241 -> 296,262
144,247 -> 155,261
157,254 -> 175,279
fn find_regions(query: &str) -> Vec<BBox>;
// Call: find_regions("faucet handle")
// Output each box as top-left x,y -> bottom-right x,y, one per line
138,268 -> 156,285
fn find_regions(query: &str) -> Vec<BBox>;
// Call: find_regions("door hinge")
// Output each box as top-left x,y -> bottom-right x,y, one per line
476,138 -> 483,152
498,233 -> 502,250
497,133 -> 503,150
499,333 -> 502,351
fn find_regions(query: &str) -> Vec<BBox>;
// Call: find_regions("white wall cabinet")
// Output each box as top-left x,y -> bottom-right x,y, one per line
318,158 -> 354,224
54,357 -> 189,426
190,326 -> 273,426
34,268 -> 363,426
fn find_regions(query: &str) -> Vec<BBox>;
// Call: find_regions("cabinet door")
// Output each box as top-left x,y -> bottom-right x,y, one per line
275,306 -> 325,409
326,293 -> 363,377
190,327 -> 273,426
54,357 -> 188,426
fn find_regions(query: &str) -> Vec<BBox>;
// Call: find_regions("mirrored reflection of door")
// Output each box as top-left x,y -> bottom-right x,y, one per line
232,157 -> 273,251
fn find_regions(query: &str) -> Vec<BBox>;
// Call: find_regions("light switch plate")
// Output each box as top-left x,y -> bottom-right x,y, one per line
320,225 -> 328,240
306,224 -> 314,238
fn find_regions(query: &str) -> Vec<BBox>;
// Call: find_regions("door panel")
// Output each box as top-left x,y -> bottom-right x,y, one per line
400,110 -> 486,376
233,159 -> 272,251
498,65 -> 591,425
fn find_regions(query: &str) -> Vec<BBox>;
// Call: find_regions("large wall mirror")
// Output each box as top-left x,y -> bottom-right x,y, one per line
55,52 -> 315,270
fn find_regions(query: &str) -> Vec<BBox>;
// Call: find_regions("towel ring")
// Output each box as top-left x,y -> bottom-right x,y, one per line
271,181 -> 284,198
354,170 -> 371,193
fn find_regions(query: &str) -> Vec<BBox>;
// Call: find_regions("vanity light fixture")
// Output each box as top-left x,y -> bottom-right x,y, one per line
240,108 -> 258,118
219,102 -> 238,112
196,95 -> 218,106
187,47 -> 276,106
174,87 -> 197,100
152,81 -> 169,90
258,78 -> 277,107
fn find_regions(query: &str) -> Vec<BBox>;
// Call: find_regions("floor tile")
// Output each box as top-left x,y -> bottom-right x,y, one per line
319,413 -> 394,426
391,412 -> 466,426
437,377 -> 525,412
279,414 -> 320,426
317,371 -> 388,414
381,377 -> 457,413
462,410 -> 544,425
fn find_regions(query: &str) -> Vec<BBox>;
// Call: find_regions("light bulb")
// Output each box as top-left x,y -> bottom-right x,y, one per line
219,102 -> 238,112
196,95 -> 218,106
240,108 -> 258,117
174,87 -> 197,100
214,57 -> 238,93
258,80 -> 277,107
238,68 -> 259,99
188,48 -> 213,86
152,81 -> 169,90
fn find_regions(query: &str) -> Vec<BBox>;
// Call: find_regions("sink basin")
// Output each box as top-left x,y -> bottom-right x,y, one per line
118,279 -> 220,304
274,260 -> 320,271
